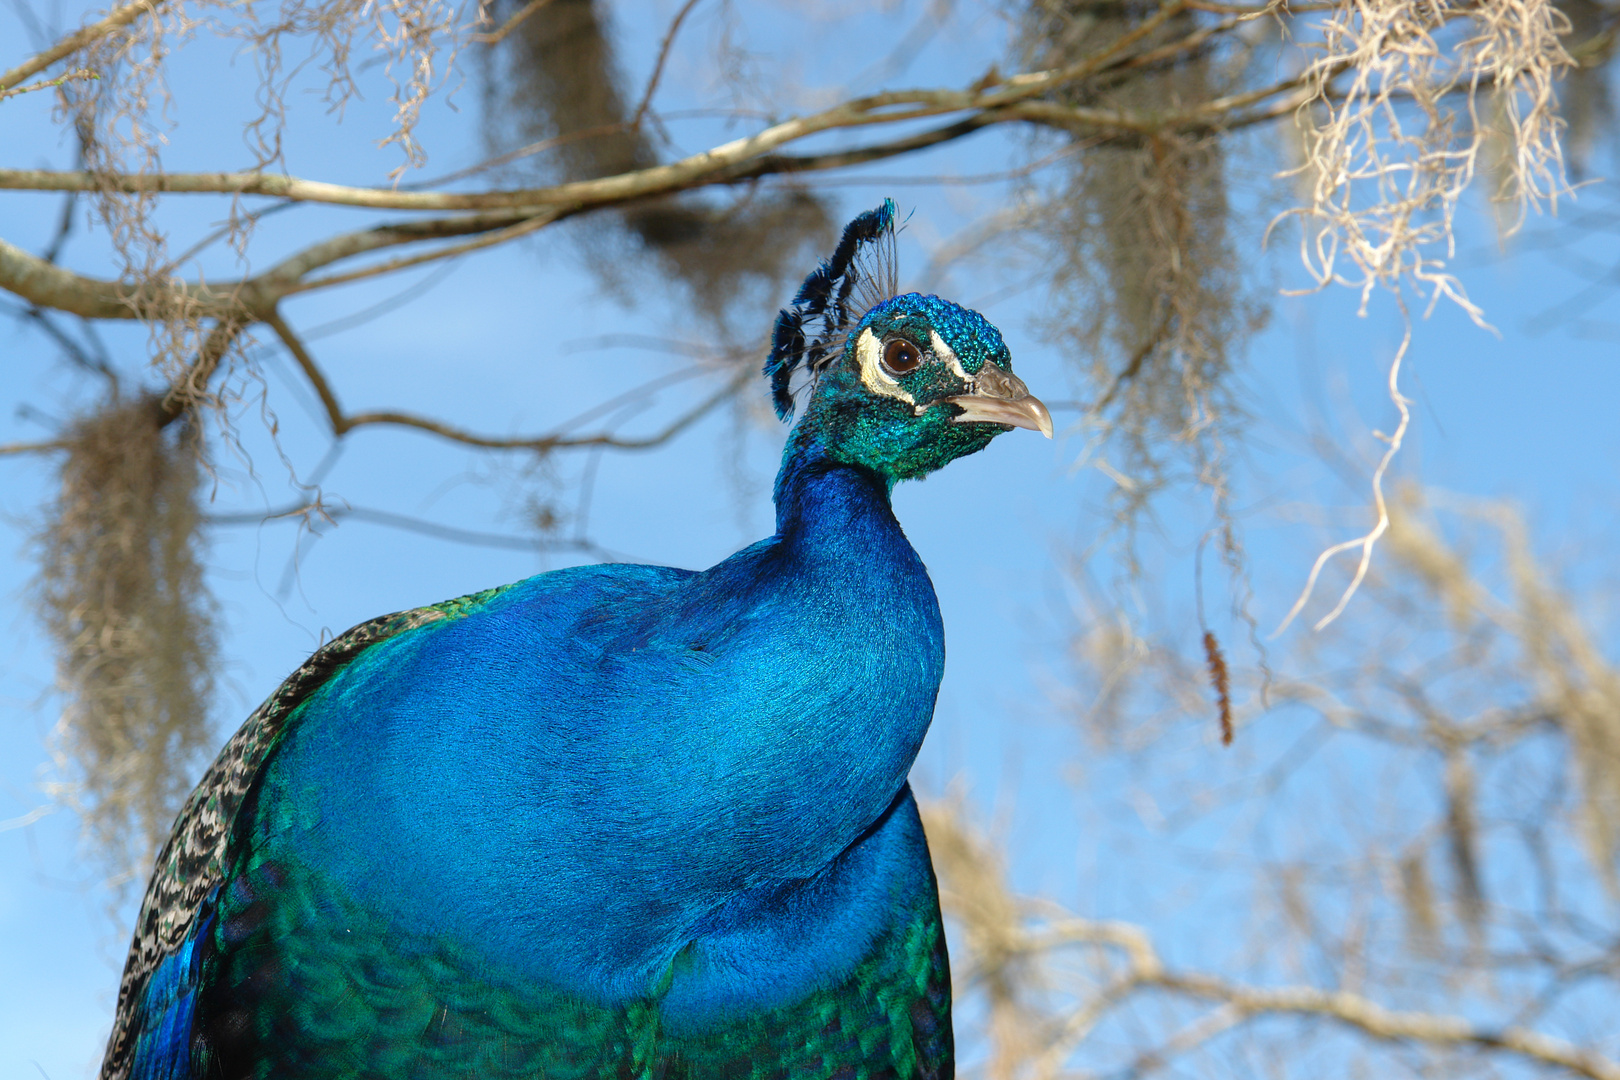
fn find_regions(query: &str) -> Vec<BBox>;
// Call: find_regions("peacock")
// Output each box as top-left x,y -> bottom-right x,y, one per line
101,199 -> 1052,1080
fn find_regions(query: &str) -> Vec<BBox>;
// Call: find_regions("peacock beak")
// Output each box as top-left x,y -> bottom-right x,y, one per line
942,363 -> 1054,439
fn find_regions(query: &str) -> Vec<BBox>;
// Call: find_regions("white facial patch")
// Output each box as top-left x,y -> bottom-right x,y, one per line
929,329 -> 968,380
855,327 -> 916,405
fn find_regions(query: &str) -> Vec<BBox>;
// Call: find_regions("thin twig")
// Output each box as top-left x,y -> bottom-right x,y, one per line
409,124 -> 630,189
1184,0 -> 1335,13
205,502 -> 608,555
1106,1004 -> 1248,1080
264,309 -> 346,434
6,300 -> 114,380
470,0 -> 557,45
1153,970 -> 1620,1080
629,0 -> 704,132
0,67 -> 98,100
285,210 -> 561,294
0,210 -> 534,319
1093,314 -> 1173,412
973,902 -> 1620,1080
163,317 -> 251,420
0,0 -> 165,91
1006,74 -> 1315,136
1274,315 -> 1414,636
0,438 -> 67,454
267,306 -> 751,454
339,364 -> 751,451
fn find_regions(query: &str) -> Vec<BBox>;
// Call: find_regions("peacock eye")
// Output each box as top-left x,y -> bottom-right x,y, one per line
882,338 -> 922,376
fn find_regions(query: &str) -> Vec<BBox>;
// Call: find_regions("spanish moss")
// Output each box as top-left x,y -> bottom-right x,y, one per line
34,394 -> 218,890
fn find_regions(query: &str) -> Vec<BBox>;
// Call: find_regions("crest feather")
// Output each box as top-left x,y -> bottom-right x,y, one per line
765,199 -> 900,420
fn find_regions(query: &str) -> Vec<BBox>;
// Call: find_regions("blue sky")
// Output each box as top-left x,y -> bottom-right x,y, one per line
3,1 -> 1620,1076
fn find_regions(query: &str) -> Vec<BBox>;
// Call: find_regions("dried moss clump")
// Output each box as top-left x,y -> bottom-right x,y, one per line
35,395 -> 218,888
481,0 -> 832,328
1018,0 -> 1265,559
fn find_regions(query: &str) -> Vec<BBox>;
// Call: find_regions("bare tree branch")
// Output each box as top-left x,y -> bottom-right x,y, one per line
470,0 -> 559,46
0,1 -> 1278,215
0,234 -> 200,318
925,800 -> 1620,1080
170,317 -> 248,414
1003,74 -> 1316,135
0,0 -> 165,92
0,76 -> 1313,210
0,210 -> 539,320
266,308 -> 753,453
263,309 -> 347,435
204,502 -> 609,555
1183,0 -> 1335,12
0,67 -> 98,100
1153,970 -> 1620,1080
284,211 -> 561,294
338,365 -> 751,451
0,438 -> 67,455
629,0 -> 704,132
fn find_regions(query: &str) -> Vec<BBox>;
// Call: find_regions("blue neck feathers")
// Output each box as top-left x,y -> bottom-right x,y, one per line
774,430 -> 896,552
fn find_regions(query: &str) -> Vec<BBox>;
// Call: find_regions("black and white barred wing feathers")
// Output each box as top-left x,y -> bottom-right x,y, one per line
98,600 -> 475,1080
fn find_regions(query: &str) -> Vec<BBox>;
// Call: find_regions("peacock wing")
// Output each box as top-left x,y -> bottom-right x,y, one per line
101,582 -> 521,1080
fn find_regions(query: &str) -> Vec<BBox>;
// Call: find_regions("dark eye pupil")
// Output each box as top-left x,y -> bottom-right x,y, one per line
884,339 -> 921,374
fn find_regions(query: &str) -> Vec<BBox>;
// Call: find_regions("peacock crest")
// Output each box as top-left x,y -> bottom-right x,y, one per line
765,199 -> 901,420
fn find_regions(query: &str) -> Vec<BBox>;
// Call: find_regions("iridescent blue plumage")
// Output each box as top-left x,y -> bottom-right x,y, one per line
103,201 -> 1051,1080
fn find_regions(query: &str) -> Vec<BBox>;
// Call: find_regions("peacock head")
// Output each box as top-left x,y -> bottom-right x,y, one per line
766,200 -> 1051,484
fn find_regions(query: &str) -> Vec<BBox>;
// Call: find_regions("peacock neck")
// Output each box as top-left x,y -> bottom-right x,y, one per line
743,418 -> 939,872
773,416 -> 896,544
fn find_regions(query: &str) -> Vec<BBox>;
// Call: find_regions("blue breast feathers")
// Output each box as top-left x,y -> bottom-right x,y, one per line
247,463 -> 944,1010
